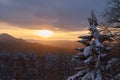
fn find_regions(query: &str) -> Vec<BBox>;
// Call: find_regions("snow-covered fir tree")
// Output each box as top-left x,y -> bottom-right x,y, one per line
67,12 -> 120,80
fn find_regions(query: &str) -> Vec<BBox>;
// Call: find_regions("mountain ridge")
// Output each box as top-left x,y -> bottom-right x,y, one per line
0,33 -> 76,55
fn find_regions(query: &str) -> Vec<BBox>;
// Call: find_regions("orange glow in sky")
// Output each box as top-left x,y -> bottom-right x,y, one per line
0,23 -> 88,41
36,30 -> 54,38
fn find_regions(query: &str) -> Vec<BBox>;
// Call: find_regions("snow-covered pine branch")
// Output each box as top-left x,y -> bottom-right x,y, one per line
67,12 -> 120,80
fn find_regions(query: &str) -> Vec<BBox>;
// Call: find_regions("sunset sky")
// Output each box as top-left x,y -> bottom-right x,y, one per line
0,0 -> 107,40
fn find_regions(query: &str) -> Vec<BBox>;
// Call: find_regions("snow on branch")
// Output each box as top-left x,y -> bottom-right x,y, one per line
67,11 -> 120,80
67,69 -> 90,80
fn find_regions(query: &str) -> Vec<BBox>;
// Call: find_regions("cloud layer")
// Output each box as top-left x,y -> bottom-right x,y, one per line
0,0 -> 107,31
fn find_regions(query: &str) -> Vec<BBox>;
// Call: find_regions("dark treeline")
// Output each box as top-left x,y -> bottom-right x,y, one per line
0,50 -> 77,80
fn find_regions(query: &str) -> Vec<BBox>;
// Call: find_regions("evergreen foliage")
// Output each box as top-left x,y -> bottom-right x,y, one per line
67,12 -> 120,80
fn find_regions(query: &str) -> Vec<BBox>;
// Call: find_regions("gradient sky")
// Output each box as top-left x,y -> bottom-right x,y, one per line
0,0 -> 107,40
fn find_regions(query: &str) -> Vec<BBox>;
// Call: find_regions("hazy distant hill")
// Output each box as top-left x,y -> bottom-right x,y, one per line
27,39 -> 84,49
0,33 -> 80,54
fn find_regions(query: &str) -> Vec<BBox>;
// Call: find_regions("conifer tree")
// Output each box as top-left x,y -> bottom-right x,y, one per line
67,12 -> 120,80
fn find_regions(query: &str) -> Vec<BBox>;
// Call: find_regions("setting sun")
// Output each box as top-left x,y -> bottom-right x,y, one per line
37,30 -> 54,37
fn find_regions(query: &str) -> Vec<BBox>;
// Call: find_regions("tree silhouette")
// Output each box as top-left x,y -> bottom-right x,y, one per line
67,12 -> 120,80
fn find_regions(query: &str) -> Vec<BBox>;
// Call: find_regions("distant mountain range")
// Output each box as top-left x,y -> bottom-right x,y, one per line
0,33 -> 84,55
27,39 -> 84,49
